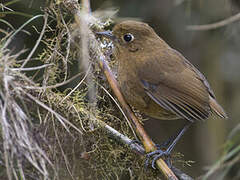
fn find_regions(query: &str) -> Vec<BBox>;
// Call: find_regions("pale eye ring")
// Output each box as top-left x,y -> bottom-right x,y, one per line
123,33 -> 134,42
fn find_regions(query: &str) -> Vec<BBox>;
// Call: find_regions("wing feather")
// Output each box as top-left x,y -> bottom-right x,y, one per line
138,48 -> 211,121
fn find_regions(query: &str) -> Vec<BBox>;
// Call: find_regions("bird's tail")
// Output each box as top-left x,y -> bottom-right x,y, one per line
209,96 -> 228,119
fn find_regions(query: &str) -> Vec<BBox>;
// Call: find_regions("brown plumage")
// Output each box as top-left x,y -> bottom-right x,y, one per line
96,20 -> 227,168
109,20 -> 227,122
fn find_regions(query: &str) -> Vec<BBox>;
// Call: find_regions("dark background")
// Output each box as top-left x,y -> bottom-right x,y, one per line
1,0 -> 240,178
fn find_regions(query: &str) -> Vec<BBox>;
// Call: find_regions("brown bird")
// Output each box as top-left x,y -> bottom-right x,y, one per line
97,20 -> 227,168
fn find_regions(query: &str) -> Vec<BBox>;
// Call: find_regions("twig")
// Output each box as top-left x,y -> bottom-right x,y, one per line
21,13 -> 48,68
171,167 -> 194,180
60,64 -> 91,103
20,73 -> 83,90
202,145 -> 240,180
186,12 -> 240,31
99,84 -> 138,140
97,119 -> 145,155
3,14 -> 44,49
11,63 -> 53,71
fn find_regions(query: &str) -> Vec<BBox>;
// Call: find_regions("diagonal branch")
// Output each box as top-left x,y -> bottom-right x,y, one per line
186,12 -> 240,31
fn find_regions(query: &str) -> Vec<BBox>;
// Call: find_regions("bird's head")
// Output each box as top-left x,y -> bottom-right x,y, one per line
96,20 -> 164,53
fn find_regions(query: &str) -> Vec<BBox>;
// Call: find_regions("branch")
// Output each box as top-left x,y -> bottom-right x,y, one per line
97,119 -> 194,180
97,119 -> 145,156
186,12 -> 240,31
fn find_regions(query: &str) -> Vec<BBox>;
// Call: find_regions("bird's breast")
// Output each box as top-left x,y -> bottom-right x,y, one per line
118,68 -> 148,108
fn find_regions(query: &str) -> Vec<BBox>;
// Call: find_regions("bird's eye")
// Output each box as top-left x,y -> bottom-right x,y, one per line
123,33 -> 134,42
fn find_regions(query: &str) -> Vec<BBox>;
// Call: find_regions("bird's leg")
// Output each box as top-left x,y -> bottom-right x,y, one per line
155,134 -> 177,150
145,122 -> 192,169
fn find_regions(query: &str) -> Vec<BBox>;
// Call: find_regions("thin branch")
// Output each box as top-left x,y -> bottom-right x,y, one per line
21,13 -> 48,68
3,14 -> 44,49
60,10 -> 71,81
99,84 -> 138,140
97,119 -> 145,155
20,73 -> 83,90
186,12 -> 240,31
11,63 -> 53,71
202,145 -> 240,180
171,167 -> 194,180
60,64 -> 91,103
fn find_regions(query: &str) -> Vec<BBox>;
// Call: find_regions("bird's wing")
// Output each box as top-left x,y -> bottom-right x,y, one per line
138,48 -> 211,122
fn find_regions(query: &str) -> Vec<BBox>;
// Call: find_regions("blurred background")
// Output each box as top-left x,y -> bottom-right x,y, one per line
1,0 -> 240,178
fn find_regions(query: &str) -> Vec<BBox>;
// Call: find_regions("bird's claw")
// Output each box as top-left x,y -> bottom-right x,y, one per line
145,149 -> 171,169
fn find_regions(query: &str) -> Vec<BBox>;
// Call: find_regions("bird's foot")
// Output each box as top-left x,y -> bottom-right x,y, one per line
145,137 -> 174,169
145,148 -> 172,169
145,123 -> 192,169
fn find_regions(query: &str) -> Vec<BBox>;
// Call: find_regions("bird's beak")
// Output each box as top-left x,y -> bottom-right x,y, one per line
96,30 -> 117,41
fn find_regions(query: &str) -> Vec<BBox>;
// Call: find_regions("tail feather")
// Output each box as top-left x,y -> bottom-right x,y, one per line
209,96 -> 228,119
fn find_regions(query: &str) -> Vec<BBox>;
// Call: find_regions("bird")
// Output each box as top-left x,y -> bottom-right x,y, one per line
96,20 -> 227,168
